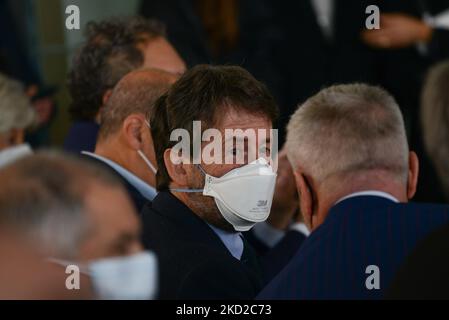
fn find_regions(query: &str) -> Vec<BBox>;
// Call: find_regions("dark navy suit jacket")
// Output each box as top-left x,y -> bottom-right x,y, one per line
245,229 -> 306,284
141,192 -> 263,299
79,153 -> 150,213
257,196 -> 449,300
63,121 -> 99,154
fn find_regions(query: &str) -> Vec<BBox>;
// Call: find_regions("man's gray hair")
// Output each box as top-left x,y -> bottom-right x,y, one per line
421,60 -> 449,199
0,151 -> 123,259
286,83 -> 409,184
0,73 -> 35,134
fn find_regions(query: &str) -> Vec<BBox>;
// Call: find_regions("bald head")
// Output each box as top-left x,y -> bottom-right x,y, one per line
98,68 -> 177,142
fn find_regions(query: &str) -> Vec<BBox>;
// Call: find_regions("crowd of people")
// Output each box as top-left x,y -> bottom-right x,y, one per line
2,1 -> 449,300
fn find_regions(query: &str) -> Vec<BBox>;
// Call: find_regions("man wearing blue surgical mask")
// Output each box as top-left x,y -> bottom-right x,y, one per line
0,152 -> 157,300
142,65 -> 279,299
82,69 -> 177,212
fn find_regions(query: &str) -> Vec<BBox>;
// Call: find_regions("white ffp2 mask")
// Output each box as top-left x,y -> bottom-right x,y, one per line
172,158 -> 277,232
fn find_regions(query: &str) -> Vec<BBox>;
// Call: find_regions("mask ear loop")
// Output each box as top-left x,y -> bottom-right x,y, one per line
138,150 -> 158,174
196,164 -> 208,176
139,119 -> 158,174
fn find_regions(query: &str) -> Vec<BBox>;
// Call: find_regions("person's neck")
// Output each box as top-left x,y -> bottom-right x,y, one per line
95,141 -> 128,170
94,140 -> 156,188
317,172 -> 407,218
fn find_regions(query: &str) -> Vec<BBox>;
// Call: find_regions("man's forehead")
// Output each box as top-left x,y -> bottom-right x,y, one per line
216,110 -> 272,130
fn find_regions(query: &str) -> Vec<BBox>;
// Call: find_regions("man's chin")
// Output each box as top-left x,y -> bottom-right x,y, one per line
186,194 -> 237,232
207,214 -> 236,233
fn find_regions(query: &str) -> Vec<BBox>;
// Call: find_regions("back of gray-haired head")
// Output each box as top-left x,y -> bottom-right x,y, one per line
0,73 -> 35,134
286,83 -> 409,184
421,60 -> 449,199
0,151 -> 123,259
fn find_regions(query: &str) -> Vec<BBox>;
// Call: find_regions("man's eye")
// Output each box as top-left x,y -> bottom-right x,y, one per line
228,148 -> 241,156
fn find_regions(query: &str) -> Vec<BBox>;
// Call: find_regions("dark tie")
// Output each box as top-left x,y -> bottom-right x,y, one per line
240,235 -> 264,285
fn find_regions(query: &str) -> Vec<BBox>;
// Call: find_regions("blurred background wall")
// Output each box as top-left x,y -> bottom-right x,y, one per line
34,0 -> 140,145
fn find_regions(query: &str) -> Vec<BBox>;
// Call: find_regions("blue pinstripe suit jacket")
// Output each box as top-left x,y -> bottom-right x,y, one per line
257,196 -> 449,299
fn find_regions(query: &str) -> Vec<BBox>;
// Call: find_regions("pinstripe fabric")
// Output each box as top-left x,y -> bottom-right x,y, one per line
257,196 -> 449,300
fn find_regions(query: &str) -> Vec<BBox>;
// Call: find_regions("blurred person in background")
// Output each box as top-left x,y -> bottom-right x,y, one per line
253,0 -> 449,203
258,84 -> 449,300
82,68 -> 177,211
0,225 -> 89,299
65,16 -> 185,154
0,152 -> 157,300
421,60 -> 449,202
0,0 -> 57,148
140,0 -> 284,110
0,73 -> 35,168
362,0 -> 449,203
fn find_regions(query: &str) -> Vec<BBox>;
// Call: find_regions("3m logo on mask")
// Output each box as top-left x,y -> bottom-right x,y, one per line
169,121 -> 278,169
257,200 -> 268,207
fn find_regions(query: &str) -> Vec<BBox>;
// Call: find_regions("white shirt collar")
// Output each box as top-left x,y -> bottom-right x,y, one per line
336,190 -> 399,205
0,144 -> 33,168
82,151 -> 157,201
208,224 -> 244,260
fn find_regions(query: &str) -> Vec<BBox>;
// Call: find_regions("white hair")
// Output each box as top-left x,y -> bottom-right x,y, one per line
0,73 -> 35,134
286,83 -> 409,184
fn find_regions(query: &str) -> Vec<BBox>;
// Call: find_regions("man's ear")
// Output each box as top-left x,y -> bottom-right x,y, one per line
293,168 -> 313,231
122,115 -> 145,150
163,148 -> 189,186
407,151 -> 419,200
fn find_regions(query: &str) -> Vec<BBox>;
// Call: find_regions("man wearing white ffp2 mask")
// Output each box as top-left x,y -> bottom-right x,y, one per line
141,65 -> 279,299
172,158 -> 277,232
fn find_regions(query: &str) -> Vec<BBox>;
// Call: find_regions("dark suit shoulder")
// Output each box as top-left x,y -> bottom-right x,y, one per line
170,243 -> 261,300
141,195 -> 262,299
258,197 -> 449,299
